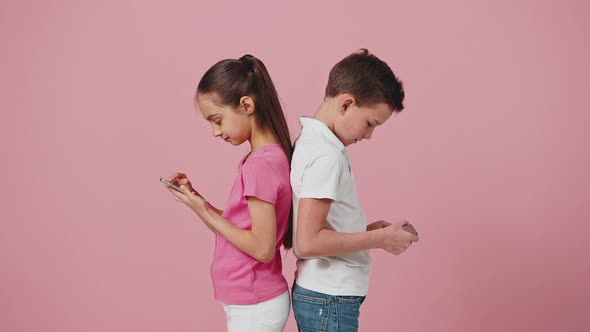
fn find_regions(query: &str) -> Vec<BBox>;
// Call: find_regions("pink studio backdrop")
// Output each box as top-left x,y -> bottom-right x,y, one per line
1,1 -> 589,331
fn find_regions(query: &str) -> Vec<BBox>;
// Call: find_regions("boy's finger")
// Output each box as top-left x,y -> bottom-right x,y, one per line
394,220 -> 409,230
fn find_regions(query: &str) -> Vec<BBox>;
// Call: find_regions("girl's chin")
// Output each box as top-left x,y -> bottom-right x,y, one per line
227,138 -> 246,146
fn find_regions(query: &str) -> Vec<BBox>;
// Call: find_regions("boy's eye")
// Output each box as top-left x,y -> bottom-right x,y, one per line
367,122 -> 373,128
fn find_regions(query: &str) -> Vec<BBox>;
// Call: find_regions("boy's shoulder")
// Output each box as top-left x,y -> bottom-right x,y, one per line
292,116 -> 346,169
293,138 -> 344,169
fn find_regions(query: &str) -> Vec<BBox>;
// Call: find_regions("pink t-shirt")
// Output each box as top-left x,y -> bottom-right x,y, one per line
211,144 -> 291,305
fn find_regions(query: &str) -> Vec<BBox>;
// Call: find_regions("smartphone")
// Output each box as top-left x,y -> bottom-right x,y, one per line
402,223 -> 419,236
160,178 -> 183,193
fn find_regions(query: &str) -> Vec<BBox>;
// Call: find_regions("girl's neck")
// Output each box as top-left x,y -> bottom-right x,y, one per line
249,127 -> 278,155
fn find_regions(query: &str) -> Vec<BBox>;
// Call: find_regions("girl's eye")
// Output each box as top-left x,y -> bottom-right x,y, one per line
215,120 -> 222,126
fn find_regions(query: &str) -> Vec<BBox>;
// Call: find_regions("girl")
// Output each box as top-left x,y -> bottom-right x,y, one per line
163,54 -> 293,332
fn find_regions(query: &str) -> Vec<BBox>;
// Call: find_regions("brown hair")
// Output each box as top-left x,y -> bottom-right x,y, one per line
325,49 -> 405,112
196,54 -> 294,249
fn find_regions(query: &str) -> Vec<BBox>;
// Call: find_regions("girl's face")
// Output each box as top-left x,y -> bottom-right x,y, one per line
196,93 -> 254,146
333,98 -> 395,146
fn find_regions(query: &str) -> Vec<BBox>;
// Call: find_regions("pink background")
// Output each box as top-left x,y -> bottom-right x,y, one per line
2,0 -> 589,331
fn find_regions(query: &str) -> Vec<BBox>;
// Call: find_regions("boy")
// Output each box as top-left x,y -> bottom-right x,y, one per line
291,49 -> 419,331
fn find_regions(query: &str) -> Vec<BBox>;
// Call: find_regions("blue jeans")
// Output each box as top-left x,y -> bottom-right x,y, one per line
292,283 -> 366,332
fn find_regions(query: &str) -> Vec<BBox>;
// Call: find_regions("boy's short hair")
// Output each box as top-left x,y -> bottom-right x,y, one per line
325,49 -> 405,112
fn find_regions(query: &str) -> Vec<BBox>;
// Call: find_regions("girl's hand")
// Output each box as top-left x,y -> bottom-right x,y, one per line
165,172 -> 201,195
164,172 -> 208,212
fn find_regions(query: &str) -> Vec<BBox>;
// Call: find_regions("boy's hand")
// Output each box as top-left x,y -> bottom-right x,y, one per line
379,220 -> 419,255
366,220 -> 391,231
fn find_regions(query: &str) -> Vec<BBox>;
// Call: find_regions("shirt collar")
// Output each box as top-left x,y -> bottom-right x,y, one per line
299,117 -> 346,153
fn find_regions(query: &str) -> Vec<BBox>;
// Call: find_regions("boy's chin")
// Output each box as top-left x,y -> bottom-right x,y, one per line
335,133 -> 360,146
343,140 -> 357,147
348,139 -> 362,146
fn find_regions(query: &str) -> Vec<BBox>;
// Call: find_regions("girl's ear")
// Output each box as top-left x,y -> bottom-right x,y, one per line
239,96 -> 256,115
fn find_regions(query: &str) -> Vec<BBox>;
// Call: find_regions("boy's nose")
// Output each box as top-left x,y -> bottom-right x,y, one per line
364,128 -> 374,139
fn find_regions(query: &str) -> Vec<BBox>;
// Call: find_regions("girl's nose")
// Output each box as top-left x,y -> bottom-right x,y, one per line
213,128 -> 222,137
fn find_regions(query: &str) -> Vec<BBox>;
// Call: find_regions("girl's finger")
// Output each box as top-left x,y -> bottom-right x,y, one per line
180,184 -> 194,196
166,186 -> 187,200
167,172 -> 181,181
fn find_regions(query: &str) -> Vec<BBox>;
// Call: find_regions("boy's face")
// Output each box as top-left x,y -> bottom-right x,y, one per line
334,98 -> 395,146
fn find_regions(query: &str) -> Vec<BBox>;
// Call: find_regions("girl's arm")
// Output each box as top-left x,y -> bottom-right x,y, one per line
164,172 -> 222,233
164,185 -> 220,233
171,184 -> 276,263
204,202 -> 223,216
196,196 -> 277,263
164,172 -> 277,263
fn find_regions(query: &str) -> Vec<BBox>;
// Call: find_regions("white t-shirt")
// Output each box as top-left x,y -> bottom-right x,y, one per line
291,117 -> 371,296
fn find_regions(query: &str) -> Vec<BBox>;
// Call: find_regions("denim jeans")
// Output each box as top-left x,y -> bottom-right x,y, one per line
292,283 -> 366,332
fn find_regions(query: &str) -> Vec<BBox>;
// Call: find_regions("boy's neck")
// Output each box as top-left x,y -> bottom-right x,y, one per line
313,98 -> 337,132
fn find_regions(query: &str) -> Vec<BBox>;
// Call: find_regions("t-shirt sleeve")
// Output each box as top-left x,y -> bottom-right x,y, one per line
300,151 -> 343,200
241,157 -> 280,205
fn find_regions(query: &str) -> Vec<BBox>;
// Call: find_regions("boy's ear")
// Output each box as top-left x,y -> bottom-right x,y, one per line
338,93 -> 356,114
239,96 -> 255,115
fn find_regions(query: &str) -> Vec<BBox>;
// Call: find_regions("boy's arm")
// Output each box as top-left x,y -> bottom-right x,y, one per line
296,198 -> 385,257
295,151 -> 417,257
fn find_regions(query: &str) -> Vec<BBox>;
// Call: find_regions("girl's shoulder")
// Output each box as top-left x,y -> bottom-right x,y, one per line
243,145 -> 289,179
250,144 -> 288,165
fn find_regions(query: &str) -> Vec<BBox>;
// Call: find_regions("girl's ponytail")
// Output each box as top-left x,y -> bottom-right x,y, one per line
197,55 -> 294,250
241,55 -> 293,250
